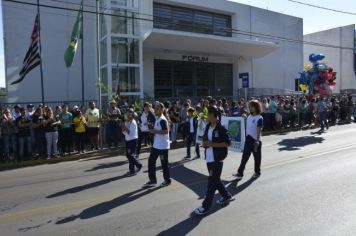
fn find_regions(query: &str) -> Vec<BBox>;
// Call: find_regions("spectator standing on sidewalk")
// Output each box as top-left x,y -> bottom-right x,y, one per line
73,111 -> 87,154
168,101 -> 180,144
16,108 -> 33,162
317,96 -> 329,131
58,104 -> 73,155
106,100 -> 121,149
32,107 -> 46,159
85,101 -> 100,150
2,109 -> 17,162
43,108 -> 61,159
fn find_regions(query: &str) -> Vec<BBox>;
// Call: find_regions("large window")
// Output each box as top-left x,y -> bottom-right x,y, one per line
112,67 -> 140,93
154,60 -> 233,98
111,37 -> 139,64
153,3 -> 232,37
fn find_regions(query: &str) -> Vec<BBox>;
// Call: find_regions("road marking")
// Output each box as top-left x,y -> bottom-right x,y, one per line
1,143 -> 356,224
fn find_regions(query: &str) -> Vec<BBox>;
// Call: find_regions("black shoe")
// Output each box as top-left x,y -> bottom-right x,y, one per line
143,181 -> 157,188
124,172 -> 136,177
136,164 -> 142,173
160,180 -> 171,187
252,173 -> 261,179
232,173 -> 243,180
216,195 -> 235,205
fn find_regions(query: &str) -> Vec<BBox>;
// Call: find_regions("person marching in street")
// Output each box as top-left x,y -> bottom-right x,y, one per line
194,106 -> 234,216
143,102 -> 172,188
122,108 -> 142,176
233,100 -> 264,180
136,102 -> 155,158
183,107 -> 198,160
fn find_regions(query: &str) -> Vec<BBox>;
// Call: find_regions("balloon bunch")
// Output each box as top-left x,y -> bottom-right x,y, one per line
298,53 -> 337,95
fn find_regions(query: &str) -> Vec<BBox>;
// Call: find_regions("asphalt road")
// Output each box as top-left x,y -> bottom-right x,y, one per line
1,124 -> 356,236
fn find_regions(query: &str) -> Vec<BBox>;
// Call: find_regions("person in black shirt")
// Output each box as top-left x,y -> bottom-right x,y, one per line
32,107 -> 46,159
16,108 -> 32,161
43,108 -> 61,159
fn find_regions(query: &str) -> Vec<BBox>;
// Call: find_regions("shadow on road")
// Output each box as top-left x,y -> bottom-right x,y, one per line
157,177 -> 257,236
47,174 -> 129,198
84,161 -> 128,172
56,187 -> 161,225
277,136 -> 325,151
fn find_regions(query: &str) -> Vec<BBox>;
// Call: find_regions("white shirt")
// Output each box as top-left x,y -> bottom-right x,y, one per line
206,126 -> 215,163
189,117 -> 194,133
246,115 -> 263,141
153,115 -> 170,150
123,119 -> 138,141
140,113 -> 149,132
85,108 -> 100,128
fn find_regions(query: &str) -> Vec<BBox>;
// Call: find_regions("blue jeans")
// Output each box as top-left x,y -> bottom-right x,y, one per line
18,136 -> 32,161
3,134 -> 17,161
170,123 -> 178,142
319,111 -> 328,130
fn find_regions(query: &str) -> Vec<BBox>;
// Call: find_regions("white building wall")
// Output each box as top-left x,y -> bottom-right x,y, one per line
1,0 -> 97,103
141,0 -> 303,97
304,25 -> 356,93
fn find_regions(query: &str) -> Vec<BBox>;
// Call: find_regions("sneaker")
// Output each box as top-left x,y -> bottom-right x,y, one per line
193,156 -> 200,160
160,180 -> 171,187
252,173 -> 261,179
143,181 -> 157,188
194,207 -> 208,216
182,156 -> 191,161
136,164 -> 142,173
232,173 -> 243,180
216,195 -> 235,205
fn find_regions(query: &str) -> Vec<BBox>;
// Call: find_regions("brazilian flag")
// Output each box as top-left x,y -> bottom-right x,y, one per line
64,1 -> 83,67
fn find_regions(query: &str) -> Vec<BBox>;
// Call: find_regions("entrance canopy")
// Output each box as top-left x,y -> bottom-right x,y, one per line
144,29 -> 278,58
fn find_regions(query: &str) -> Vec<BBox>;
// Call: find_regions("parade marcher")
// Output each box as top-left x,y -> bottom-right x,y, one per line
73,111 -> 87,154
143,102 -> 171,188
136,102 -> 155,158
184,107 -> 198,160
106,100 -> 121,149
16,108 -> 33,162
2,109 -> 17,162
122,108 -> 142,176
234,100 -> 263,180
58,104 -> 73,155
194,106 -> 233,216
43,108 -> 61,159
85,101 -> 100,150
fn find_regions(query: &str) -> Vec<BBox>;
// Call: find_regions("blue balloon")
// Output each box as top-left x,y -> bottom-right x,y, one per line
309,53 -> 325,63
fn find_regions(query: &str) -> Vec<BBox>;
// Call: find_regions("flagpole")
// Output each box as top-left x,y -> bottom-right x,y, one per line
37,0 -> 45,104
96,0 -> 103,150
81,5 -> 85,106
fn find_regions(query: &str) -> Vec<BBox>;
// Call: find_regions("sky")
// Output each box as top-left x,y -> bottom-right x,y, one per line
0,0 -> 355,88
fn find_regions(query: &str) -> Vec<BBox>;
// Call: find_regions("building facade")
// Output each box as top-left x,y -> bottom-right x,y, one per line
304,24 -> 356,94
1,0 -> 303,104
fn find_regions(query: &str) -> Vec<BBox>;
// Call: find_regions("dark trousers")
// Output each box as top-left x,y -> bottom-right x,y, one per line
186,133 -> 199,157
75,132 -> 85,152
238,135 -> 262,176
148,148 -> 170,183
137,131 -> 153,155
126,139 -> 142,173
202,162 -> 230,210
35,131 -> 46,158
60,128 -> 73,154
319,111 -> 328,130
106,121 -> 119,147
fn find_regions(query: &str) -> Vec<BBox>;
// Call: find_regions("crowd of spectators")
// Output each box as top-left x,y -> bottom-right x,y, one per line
0,94 -> 355,163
